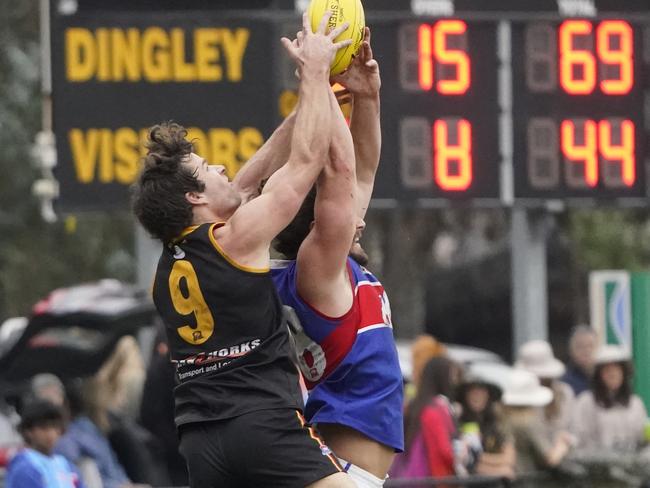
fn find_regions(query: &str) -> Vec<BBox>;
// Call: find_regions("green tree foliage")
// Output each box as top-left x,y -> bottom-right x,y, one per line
0,0 -> 135,319
567,209 -> 650,271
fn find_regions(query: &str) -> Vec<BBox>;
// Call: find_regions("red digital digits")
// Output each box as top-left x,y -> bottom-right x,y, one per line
559,20 -> 634,95
559,21 -> 596,95
561,118 -> 635,188
597,21 -> 633,94
598,119 -> 635,186
561,119 -> 598,186
418,25 -> 434,91
433,119 -> 473,190
418,20 -> 470,94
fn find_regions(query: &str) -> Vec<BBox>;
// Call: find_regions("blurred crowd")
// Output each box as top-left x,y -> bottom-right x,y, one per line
1,323 -> 649,487
0,330 -> 188,488
390,327 -> 650,485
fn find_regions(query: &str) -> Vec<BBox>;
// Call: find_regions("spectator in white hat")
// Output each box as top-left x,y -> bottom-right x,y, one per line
502,369 -> 573,475
572,345 -> 647,452
515,340 -> 575,435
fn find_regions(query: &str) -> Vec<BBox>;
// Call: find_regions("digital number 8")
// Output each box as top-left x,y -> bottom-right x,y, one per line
169,260 -> 214,345
433,118 -> 473,191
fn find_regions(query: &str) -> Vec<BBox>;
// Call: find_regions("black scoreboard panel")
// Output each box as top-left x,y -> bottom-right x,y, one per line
50,2 -> 650,211
372,20 -> 501,201
512,19 -> 650,200
51,12 -> 276,211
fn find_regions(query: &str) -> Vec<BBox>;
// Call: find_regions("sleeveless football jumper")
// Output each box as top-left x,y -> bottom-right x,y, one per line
152,223 -> 303,425
272,257 -> 404,452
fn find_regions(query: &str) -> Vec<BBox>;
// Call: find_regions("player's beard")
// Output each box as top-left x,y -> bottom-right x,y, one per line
349,243 -> 369,267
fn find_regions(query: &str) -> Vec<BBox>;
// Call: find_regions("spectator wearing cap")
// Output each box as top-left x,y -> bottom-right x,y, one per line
457,363 -> 515,479
562,326 -> 597,396
6,400 -> 85,488
515,340 -> 575,437
502,369 -> 573,475
572,345 -> 647,452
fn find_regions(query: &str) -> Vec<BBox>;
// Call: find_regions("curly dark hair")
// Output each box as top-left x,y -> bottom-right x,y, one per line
273,186 -> 316,259
132,122 -> 204,243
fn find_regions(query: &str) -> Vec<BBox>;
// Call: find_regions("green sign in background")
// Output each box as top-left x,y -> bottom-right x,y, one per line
631,272 -> 650,414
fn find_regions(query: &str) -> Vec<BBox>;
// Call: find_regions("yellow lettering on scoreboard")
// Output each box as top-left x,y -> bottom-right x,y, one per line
142,28 -> 171,82
194,29 -> 222,81
65,27 -> 250,83
69,127 -> 264,184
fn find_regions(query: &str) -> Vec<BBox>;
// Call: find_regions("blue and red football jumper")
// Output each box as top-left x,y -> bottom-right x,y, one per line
272,257 -> 404,452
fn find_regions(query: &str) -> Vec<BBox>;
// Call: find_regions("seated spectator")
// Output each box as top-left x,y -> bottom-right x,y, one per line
516,340 -> 575,434
457,364 -> 515,479
562,326 -> 597,396
503,369 -> 573,475
55,381 -> 134,488
6,400 -> 85,488
391,356 -> 462,479
572,345 -> 647,452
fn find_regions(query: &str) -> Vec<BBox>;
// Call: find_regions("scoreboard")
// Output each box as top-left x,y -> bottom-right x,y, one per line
371,20 -> 501,201
368,15 -> 650,203
48,0 -> 650,211
512,20 -> 647,200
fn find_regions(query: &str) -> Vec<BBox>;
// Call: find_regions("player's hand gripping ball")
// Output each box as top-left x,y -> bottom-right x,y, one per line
308,0 -> 365,75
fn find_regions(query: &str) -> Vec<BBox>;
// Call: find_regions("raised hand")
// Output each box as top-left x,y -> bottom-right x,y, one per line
281,12 -> 352,76
332,27 -> 380,97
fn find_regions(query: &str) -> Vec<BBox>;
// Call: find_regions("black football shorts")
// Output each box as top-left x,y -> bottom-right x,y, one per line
179,408 -> 342,487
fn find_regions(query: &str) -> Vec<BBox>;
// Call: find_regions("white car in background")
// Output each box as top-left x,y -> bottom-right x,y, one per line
395,339 -> 505,382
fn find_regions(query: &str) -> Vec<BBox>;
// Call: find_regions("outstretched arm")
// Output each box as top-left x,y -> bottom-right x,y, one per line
295,85 -> 357,317
333,27 -> 381,219
215,13 -> 351,269
232,110 -> 296,204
